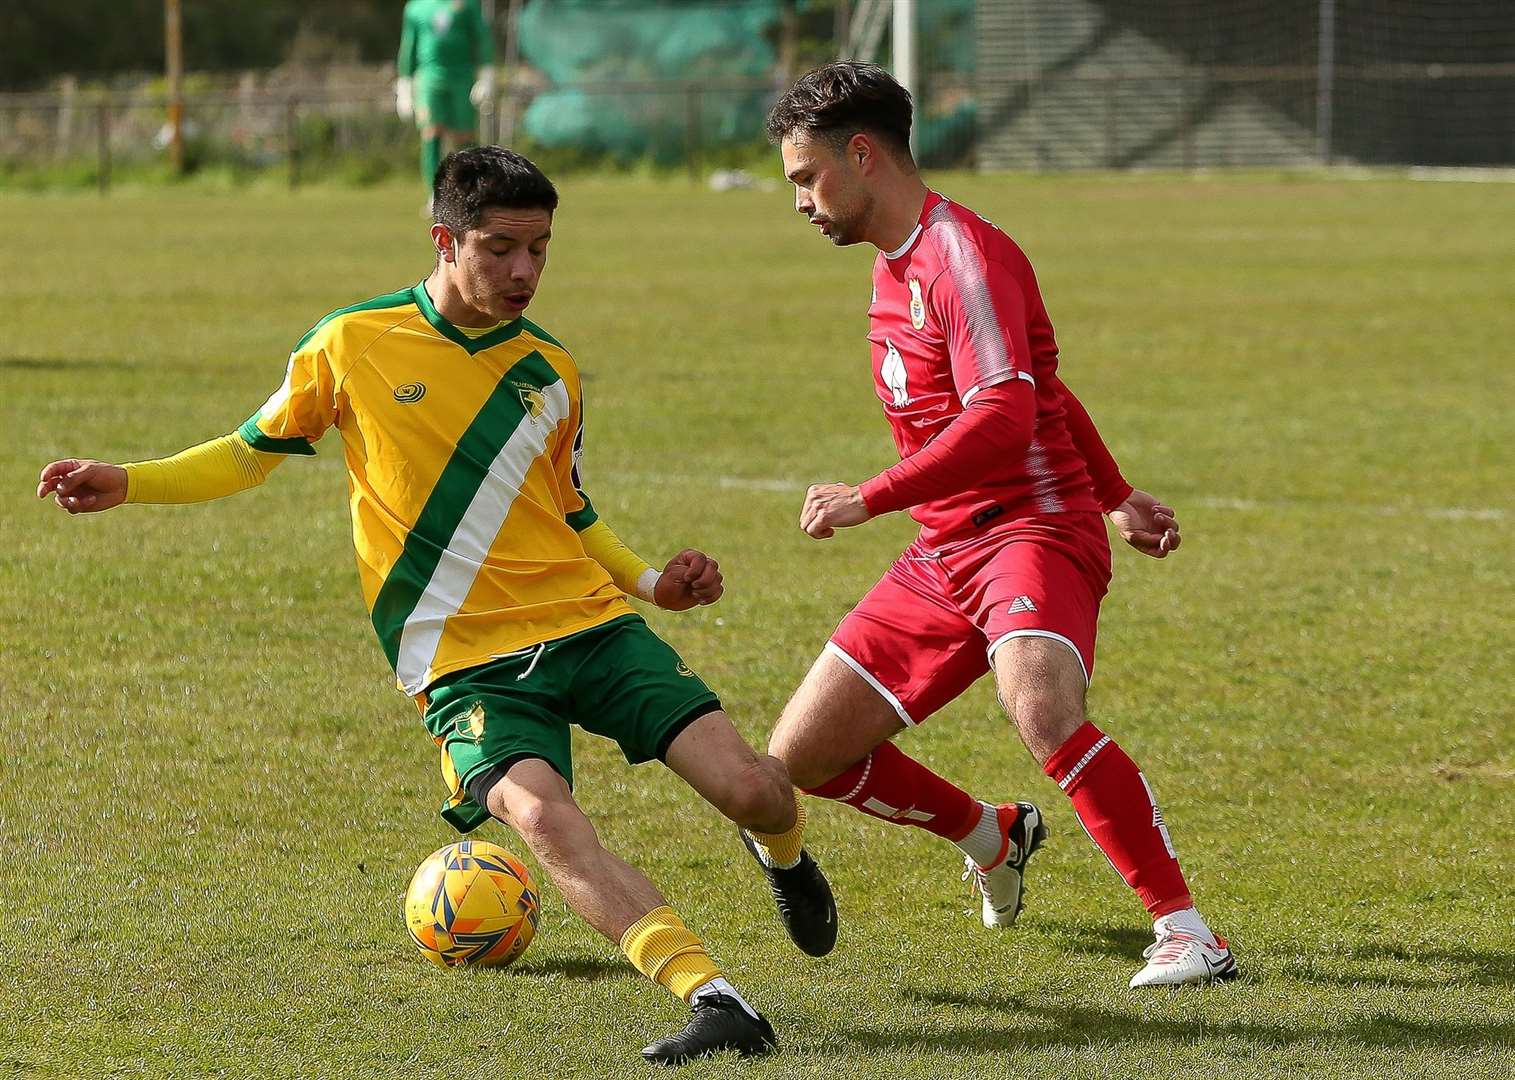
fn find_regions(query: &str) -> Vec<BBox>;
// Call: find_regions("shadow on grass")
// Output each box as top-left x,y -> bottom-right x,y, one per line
1038,922 -> 1515,991
1289,941 -> 1515,990
0,355 -> 122,370
1034,918 -> 1152,959
509,952 -> 625,981
829,989 -> 1515,1054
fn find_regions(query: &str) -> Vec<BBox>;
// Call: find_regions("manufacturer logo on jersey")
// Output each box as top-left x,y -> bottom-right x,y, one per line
1007,595 -> 1038,614
394,382 -> 426,404
882,337 -> 910,408
515,384 -> 547,421
458,701 -> 486,743
675,662 -> 696,678
908,278 -> 926,329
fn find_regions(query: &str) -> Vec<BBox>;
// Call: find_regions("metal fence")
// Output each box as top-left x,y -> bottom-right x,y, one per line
0,76 -> 788,190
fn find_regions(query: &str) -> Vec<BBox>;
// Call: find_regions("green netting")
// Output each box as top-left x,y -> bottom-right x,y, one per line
518,0 -> 781,162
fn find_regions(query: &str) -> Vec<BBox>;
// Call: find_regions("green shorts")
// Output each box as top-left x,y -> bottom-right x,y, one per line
424,614 -> 721,833
413,70 -> 476,133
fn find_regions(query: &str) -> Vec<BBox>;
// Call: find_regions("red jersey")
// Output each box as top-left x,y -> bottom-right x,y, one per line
866,191 -> 1101,544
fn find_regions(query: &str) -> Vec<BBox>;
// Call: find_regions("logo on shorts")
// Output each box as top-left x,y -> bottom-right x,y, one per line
458,701 -> 486,742
908,278 -> 926,329
394,382 -> 426,403
1007,595 -> 1038,614
675,662 -> 696,678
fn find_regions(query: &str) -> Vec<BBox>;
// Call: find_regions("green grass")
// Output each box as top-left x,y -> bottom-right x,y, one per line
2,172 -> 1512,1079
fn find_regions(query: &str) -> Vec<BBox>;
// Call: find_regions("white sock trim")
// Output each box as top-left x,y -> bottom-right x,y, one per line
952,801 -> 1004,868
690,976 -> 760,1020
1153,906 -> 1215,945
746,830 -> 801,871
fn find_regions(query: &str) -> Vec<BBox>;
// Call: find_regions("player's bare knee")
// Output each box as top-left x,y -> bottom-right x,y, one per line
717,759 -> 792,829
1004,691 -> 1082,764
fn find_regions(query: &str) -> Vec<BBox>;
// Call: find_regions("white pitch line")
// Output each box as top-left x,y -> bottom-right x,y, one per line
602,472 -> 1509,522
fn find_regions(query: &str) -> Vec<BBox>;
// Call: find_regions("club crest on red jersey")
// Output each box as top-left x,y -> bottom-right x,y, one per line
908,278 -> 926,329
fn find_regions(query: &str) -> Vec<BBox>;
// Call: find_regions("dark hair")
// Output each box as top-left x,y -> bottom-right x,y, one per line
432,146 -> 559,233
765,62 -> 913,158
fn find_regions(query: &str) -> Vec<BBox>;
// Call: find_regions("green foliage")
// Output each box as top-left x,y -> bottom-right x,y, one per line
3,1 -> 408,91
2,174 -> 1512,1078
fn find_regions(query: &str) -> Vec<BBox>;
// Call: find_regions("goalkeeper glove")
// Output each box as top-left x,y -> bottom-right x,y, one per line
470,67 -> 495,108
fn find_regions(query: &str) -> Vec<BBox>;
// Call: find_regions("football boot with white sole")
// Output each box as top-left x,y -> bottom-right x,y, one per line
961,801 -> 1047,929
1129,928 -> 1238,987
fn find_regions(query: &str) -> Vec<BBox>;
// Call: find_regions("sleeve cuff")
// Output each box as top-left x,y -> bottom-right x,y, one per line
858,474 -> 899,517
1100,480 -> 1134,514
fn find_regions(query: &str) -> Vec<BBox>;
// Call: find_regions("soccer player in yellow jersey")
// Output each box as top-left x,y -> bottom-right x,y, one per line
36,147 -> 836,1066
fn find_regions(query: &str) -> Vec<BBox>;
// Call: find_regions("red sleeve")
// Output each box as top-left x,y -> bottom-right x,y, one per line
927,242 -> 1035,403
1055,376 -> 1132,513
859,381 -> 1034,516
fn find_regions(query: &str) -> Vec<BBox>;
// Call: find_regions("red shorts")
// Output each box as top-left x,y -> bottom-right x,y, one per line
827,512 -> 1112,726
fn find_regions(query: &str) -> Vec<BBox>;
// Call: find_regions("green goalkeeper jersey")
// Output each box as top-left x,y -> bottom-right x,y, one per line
398,0 -> 494,78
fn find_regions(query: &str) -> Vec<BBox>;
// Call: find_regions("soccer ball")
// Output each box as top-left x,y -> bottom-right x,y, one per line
404,839 -> 540,968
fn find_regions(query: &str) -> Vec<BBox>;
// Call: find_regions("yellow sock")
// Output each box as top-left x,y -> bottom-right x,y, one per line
747,797 -> 807,868
620,905 -> 720,1002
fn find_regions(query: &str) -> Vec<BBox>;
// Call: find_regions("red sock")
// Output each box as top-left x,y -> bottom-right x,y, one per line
803,740 -> 981,841
1045,722 -> 1193,918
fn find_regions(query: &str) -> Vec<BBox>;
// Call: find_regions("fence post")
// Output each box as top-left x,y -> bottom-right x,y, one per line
1180,72 -> 1195,172
96,99 -> 111,195
1104,75 -> 1119,168
1316,0 -> 1336,165
287,98 -> 300,190
685,85 -> 702,182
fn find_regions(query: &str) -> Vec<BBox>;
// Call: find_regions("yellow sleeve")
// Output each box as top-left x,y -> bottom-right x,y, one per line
236,343 -> 339,455
579,519 -> 657,600
123,432 -> 283,504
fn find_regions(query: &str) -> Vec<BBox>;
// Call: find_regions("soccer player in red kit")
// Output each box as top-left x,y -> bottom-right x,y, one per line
740,63 -> 1236,987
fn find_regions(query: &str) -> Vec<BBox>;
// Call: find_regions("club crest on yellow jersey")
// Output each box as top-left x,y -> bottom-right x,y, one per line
908,279 -> 926,329
515,384 -> 547,421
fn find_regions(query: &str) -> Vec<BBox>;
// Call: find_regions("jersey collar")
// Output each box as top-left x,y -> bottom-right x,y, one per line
411,281 -> 529,355
883,190 -> 945,261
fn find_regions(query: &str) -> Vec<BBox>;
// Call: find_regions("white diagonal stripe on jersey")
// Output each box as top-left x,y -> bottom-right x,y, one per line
1023,433 -> 1065,514
926,199 -> 1013,388
395,379 -> 571,694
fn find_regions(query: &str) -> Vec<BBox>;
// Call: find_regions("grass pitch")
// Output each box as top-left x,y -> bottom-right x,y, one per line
2,172 -> 1512,1079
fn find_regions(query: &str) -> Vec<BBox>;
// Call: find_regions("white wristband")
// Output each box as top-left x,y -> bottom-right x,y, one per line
635,567 -> 661,604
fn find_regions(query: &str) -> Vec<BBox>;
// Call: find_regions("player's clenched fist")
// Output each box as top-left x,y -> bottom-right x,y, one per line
799,482 -> 871,540
36,459 -> 128,515
1108,488 -> 1182,559
654,549 -> 723,610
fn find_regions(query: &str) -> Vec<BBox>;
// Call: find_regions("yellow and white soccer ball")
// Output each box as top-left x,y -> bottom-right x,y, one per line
404,840 -> 540,968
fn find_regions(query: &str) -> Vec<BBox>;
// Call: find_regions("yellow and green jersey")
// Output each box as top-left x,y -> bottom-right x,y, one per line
238,283 -> 633,696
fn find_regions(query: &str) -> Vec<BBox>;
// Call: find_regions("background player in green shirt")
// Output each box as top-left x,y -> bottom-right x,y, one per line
396,0 -> 495,188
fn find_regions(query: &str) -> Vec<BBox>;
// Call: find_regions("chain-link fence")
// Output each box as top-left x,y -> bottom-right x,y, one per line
3,0 -> 1512,189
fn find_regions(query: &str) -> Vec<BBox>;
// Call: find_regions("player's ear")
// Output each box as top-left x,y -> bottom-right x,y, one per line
431,223 -> 456,263
849,133 -> 871,170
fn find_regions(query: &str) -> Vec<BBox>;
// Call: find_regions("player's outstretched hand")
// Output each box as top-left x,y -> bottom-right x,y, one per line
1109,489 -> 1181,558
654,549 -> 723,611
36,459 -> 128,515
800,483 -> 871,540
